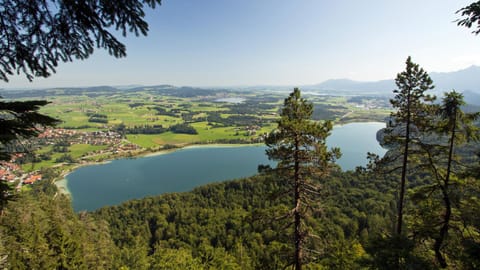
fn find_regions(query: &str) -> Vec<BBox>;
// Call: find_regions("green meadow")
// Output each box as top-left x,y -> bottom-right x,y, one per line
36,88 -> 390,142
10,87 -> 390,170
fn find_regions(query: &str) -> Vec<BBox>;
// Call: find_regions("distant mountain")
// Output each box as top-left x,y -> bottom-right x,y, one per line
306,79 -> 394,94
463,90 -> 480,106
429,65 -> 480,93
306,65 -> 480,96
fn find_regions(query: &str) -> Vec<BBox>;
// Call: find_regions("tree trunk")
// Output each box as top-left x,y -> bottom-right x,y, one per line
397,92 -> 411,235
294,137 -> 302,270
434,189 -> 451,268
434,110 -> 456,268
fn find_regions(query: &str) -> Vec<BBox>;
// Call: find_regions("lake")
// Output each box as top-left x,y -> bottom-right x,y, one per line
66,122 -> 386,211
214,97 -> 246,103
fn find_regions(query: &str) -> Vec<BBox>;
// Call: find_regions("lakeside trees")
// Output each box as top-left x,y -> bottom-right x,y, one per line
373,58 -> 480,268
265,88 -> 340,269
0,181 -> 117,269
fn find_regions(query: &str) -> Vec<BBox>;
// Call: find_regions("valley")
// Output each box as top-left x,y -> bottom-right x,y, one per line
1,86 -> 391,174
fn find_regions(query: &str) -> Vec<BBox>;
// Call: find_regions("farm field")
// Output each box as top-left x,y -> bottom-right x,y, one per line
3,86 -> 391,171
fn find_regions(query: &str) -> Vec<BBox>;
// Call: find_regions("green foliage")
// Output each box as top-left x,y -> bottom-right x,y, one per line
152,106 -> 178,117
0,0 -> 162,82
88,159 -> 412,269
1,150 -> 477,268
388,56 -> 435,236
88,113 -> 109,123
406,91 -> 480,268
457,1 -> 480,35
365,235 -> 433,270
149,248 -> 203,269
0,182 -> 117,269
169,123 -> 198,135
0,99 -> 59,161
374,63 -> 480,268
0,98 -> 59,210
390,56 -> 435,131
265,88 -> 341,269
0,230 -> 7,269
0,181 -> 15,213
0,84 -> 477,269
312,104 -> 348,121
55,153 -> 76,163
122,124 -> 167,134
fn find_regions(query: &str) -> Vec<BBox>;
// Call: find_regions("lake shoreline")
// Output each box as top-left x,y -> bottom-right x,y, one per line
68,143 -> 275,211
54,142 -> 263,196
55,121 -> 385,211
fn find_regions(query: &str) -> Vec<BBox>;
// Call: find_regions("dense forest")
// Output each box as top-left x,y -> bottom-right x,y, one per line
1,169 -> 396,269
1,148 -> 478,269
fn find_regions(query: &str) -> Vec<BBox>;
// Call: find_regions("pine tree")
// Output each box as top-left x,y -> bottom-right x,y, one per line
265,88 -> 340,270
414,91 -> 479,268
457,1 -> 480,35
389,56 -> 435,235
0,0 -> 162,82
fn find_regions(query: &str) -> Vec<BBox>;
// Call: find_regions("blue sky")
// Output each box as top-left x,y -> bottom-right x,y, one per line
2,0 -> 480,89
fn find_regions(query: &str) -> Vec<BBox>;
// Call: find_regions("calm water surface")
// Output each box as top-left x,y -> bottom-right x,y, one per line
327,122 -> 386,170
215,97 -> 246,103
67,122 -> 386,211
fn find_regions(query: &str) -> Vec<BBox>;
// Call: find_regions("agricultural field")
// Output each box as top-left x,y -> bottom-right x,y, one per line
2,86 -> 391,171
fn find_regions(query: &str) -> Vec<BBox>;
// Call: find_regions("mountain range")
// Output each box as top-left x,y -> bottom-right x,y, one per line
3,65 -> 480,104
305,65 -> 480,95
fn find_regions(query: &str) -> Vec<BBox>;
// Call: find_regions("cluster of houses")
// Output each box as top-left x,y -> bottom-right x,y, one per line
0,161 -> 43,188
22,173 -> 42,185
38,128 -> 78,140
39,129 -> 123,146
1,128 -> 140,190
0,161 -> 19,183
39,129 -> 143,154
245,125 -> 261,136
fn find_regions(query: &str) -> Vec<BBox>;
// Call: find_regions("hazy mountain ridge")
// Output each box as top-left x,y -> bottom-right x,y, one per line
307,65 -> 480,94
430,65 -> 480,92
2,65 -> 479,103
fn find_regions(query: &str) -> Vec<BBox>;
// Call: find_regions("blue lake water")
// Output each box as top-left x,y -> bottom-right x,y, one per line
215,97 -> 246,103
67,122 -> 386,211
327,122 -> 387,170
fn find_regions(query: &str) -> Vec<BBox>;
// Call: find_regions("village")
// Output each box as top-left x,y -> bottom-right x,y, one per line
0,128 -> 141,189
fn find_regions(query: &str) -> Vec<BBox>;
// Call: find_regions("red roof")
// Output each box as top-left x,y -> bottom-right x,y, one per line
23,175 -> 42,185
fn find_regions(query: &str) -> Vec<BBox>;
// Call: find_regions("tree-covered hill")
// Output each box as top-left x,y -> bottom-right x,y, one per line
1,166 -> 399,269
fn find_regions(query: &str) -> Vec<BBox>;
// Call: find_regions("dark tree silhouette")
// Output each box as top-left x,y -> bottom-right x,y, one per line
457,1 -> 480,35
0,99 -> 59,211
0,0 -> 161,82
